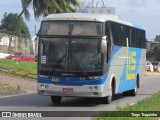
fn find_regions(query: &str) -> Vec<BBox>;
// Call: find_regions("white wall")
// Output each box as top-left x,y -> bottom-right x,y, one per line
0,52 -> 10,58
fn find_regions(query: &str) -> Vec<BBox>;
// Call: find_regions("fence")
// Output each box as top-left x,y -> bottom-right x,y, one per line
0,32 -> 30,54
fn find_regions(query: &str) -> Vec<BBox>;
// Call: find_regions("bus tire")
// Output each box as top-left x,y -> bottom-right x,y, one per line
51,96 -> 62,104
102,86 -> 113,104
128,79 -> 138,96
122,91 -> 129,96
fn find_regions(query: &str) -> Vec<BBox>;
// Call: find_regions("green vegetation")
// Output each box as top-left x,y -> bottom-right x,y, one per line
0,59 -> 37,79
152,44 -> 160,61
147,44 -> 160,61
155,35 -> 160,43
0,81 -> 25,95
93,91 -> 160,120
0,13 -> 30,39
20,0 -> 80,20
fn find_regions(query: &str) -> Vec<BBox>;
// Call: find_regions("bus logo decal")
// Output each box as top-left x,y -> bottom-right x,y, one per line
126,38 -> 136,80
126,51 -> 136,80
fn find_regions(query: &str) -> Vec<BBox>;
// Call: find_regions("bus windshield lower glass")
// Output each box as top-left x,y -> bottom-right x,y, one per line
69,39 -> 102,72
39,38 -> 102,73
40,21 -> 102,36
40,38 -> 68,71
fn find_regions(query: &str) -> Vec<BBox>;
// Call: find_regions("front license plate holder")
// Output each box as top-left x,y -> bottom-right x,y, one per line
63,88 -> 73,92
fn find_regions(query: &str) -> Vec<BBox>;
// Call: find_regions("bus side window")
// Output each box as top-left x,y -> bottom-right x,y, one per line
137,30 -> 142,48
140,30 -> 146,48
126,26 -> 132,47
111,22 -> 119,46
119,25 -> 126,46
129,28 -> 132,47
132,28 -> 137,47
142,31 -> 146,48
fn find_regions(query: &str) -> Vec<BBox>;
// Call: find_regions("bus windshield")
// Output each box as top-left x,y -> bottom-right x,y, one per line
70,39 -> 102,72
39,38 -> 102,73
40,21 -> 103,36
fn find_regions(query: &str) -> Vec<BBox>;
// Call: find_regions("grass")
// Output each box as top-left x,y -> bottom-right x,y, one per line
0,59 -> 37,79
0,81 -> 25,95
93,91 -> 160,120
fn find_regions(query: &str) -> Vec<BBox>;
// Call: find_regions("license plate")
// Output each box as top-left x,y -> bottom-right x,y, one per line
63,88 -> 73,92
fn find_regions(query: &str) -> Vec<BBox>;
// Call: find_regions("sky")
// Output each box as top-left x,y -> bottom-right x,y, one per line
0,0 -> 160,40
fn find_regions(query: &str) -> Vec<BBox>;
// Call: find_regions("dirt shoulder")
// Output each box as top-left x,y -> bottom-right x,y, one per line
0,73 -> 37,96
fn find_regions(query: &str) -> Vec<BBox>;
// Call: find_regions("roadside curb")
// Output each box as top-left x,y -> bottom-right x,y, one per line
0,91 -> 37,99
145,72 -> 160,76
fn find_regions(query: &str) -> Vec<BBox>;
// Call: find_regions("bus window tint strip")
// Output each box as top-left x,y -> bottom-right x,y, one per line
40,21 -> 103,36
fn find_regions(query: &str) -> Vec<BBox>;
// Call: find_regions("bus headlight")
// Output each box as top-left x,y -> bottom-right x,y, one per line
89,86 -> 93,90
41,84 -> 45,89
45,85 -> 49,89
94,86 -> 98,90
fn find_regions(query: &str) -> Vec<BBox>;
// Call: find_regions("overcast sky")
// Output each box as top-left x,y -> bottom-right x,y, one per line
0,0 -> 160,40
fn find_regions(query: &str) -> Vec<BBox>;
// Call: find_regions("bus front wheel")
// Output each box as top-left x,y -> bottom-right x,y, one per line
102,87 -> 113,104
51,96 -> 62,104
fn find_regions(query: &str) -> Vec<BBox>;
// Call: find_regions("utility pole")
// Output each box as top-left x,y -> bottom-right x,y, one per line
34,25 -> 36,35
102,0 -> 107,7
92,0 -> 94,7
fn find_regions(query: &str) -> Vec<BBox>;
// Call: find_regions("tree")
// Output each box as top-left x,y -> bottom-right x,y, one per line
152,44 -> 160,61
0,13 -> 30,38
155,35 -> 160,43
20,0 -> 80,20
19,0 -> 32,20
0,13 -> 31,52
78,0 -> 92,13
146,51 -> 153,60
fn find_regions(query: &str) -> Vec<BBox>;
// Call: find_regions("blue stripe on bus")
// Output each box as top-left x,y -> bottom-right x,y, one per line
133,24 -> 145,30
38,73 -> 108,85
38,46 -> 122,85
117,48 -> 142,93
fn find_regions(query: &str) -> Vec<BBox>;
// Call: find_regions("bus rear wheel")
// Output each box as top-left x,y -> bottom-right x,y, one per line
128,82 -> 137,96
123,80 -> 138,96
122,91 -> 129,96
51,96 -> 62,104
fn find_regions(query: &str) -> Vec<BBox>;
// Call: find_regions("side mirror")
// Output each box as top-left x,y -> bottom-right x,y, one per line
101,36 -> 107,54
101,53 -> 104,67
97,41 -> 101,53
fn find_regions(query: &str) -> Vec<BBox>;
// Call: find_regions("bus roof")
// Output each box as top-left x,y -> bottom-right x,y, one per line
42,13 -> 145,30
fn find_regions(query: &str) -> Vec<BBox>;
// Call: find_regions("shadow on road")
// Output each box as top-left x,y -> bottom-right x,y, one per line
57,94 -> 127,107
0,93 -> 133,107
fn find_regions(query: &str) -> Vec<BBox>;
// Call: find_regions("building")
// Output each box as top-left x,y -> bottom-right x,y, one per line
146,41 -> 159,52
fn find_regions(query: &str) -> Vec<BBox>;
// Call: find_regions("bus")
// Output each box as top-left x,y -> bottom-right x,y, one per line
37,13 -> 146,104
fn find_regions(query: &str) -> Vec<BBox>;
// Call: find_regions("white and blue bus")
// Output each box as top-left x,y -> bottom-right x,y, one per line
37,13 -> 146,104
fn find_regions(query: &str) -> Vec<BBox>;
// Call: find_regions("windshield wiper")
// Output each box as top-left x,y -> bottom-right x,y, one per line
61,73 -> 75,77
57,54 -> 66,63
71,54 -> 89,78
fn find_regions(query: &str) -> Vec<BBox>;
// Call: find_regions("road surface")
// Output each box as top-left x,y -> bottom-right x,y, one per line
0,76 -> 160,119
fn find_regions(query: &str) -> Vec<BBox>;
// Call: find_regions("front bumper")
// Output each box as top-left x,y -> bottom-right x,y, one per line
37,83 -> 108,97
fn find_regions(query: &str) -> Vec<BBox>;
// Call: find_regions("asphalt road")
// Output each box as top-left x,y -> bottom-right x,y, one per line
0,76 -> 160,120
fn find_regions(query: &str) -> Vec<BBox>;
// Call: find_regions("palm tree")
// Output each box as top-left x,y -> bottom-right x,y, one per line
19,0 -> 32,20
19,0 -> 80,20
